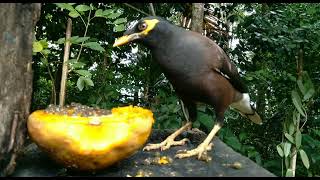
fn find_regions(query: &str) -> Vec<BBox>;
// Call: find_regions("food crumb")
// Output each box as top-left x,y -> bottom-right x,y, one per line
222,161 -> 242,169
157,156 -> 171,165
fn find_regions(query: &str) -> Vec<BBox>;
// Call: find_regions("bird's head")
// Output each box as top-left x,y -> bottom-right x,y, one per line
113,16 -> 172,48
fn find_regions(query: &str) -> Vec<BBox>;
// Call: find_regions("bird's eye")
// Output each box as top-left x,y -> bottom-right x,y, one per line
138,22 -> 147,31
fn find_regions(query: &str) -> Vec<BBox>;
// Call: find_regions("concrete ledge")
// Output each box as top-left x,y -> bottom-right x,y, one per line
11,129 -> 276,177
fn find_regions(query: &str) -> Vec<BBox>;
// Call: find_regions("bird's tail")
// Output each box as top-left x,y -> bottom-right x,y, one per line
230,93 -> 262,125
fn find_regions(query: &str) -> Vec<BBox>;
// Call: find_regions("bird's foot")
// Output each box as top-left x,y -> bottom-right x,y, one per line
143,137 -> 190,151
174,142 -> 213,162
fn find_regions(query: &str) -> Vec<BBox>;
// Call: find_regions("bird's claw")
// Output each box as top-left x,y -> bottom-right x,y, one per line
143,138 -> 190,151
174,143 -> 213,162
143,143 -> 163,151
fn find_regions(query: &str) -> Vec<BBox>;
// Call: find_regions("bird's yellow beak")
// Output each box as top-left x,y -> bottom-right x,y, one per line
113,19 -> 160,47
113,33 -> 140,47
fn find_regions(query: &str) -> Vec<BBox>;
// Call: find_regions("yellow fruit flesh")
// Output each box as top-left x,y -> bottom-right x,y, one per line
27,106 -> 154,171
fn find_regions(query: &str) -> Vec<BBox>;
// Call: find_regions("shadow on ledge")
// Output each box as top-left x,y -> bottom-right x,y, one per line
11,129 -> 276,177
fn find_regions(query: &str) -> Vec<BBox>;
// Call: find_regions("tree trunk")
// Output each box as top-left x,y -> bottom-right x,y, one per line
191,3 -> 204,34
0,3 -> 41,176
53,59 -> 62,105
59,18 -> 72,107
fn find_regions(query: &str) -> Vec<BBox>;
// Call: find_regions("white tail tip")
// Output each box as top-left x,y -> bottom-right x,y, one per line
231,93 -> 263,125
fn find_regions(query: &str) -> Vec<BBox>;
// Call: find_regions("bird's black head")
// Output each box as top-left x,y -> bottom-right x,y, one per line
113,16 -> 174,48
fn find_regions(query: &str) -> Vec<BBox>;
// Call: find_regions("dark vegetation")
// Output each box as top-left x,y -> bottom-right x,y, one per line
31,3 -> 319,177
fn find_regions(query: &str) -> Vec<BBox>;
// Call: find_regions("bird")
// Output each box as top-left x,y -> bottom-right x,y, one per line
113,16 -> 262,161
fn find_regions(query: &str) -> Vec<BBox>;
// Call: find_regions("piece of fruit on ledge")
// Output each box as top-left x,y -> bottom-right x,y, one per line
27,104 -> 154,171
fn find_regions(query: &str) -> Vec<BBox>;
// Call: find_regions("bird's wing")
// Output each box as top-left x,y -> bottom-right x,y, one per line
213,47 -> 248,93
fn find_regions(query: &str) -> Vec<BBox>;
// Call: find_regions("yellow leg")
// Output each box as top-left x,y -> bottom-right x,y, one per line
174,123 -> 222,161
143,122 -> 192,151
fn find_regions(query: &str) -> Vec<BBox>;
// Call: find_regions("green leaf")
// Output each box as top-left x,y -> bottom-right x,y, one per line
303,89 -> 315,101
284,142 -> 291,157
75,5 -> 91,12
198,112 -> 213,132
68,59 -> 77,64
285,133 -> 294,144
106,21 -> 113,25
69,36 -> 79,43
75,70 -> 92,77
95,9 -> 104,17
40,58 -> 48,65
104,91 -> 114,100
276,144 -> 284,157
287,73 -> 296,82
311,128 -> 320,138
69,11 -> 80,18
294,39 -> 304,43
41,49 -> 51,56
113,18 -> 127,24
57,38 -> 65,44
55,3 -> 75,12
83,77 -> 94,87
226,136 -> 242,151
74,37 -> 90,43
84,42 -> 105,52
103,9 -> 113,16
39,39 -> 48,49
297,79 -> 306,95
295,130 -> 302,149
291,90 -> 306,117
167,119 -> 180,129
113,24 -> 125,32
285,156 -> 290,169
77,76 -> 85,91
239,132 -> 248,142
286,169 -> 294,177
107,12 -> 121,19
245,76 -> 253,81
70,62 -> 85,69
288,123 -> 295,135
299,149 -> 310,169
193,120 -> 200,129
33,41 -> 43,53
302,72 -> 315,101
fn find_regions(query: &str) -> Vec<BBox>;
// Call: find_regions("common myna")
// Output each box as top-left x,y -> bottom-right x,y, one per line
113,16 -> 262,161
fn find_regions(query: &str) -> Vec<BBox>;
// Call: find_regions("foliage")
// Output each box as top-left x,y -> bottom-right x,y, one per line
31,3 -> 320,177
277,71 -> 315,176
232,3 -> 320,176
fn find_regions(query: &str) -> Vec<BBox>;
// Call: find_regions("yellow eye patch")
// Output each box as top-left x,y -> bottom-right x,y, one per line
139,19 -> 159,36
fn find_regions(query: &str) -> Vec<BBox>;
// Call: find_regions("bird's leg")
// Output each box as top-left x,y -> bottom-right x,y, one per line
143,100 -> 196,151
143,122 -> 192,151
175,122 -> 222,161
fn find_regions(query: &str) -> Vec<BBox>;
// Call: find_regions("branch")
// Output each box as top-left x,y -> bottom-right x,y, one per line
204,10 -> 226,24
40,52 -> 56,104
205,21 -> 230,37
76,8 -> 92,62
290,147 -> 297,176
59,18 -> 72,107
204,16 -> 219,27
182,16 -> 187,27
149,3 -> 156,16
180,100 -> 190,122
187,18 -> 191,29
124,3 -> 150,16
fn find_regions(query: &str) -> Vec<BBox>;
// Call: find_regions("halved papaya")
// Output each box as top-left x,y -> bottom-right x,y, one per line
27,104 -> 154,171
